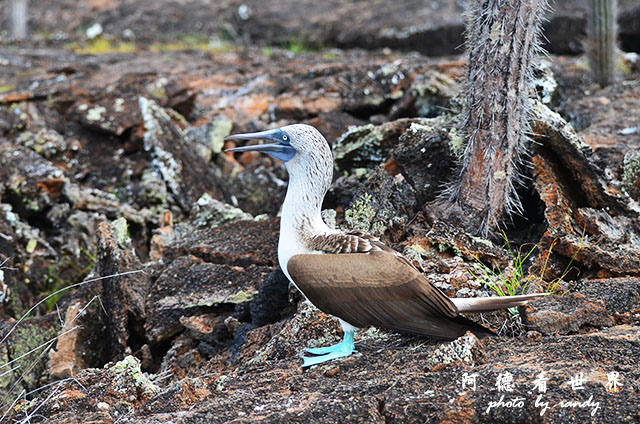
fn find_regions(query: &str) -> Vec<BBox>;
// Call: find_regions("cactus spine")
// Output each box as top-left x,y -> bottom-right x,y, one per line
587,0 -> 617,87
441,0 -> 547,237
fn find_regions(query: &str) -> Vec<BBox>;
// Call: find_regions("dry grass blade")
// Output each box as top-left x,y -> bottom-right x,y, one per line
0,270 -> 145,422
0,270 -> 145,346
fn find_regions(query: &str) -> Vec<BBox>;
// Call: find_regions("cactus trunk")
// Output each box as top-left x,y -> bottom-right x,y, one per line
442,0 -> 547,237
10,0 -> 29,40
587,0 -> 617,87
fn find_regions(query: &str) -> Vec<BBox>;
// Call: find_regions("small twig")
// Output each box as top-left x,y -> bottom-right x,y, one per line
0,389 -> 25,424
0,270 -> 145,346
0,365 -> 20,380
16,383 -> 63,424
0,326 -> 79,372
0,257 -> 16,270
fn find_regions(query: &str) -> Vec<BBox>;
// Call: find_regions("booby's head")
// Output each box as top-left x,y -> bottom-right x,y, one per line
224,124 -> 333,183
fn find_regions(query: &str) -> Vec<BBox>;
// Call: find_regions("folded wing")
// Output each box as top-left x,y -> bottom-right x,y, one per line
287,250 -> 494,339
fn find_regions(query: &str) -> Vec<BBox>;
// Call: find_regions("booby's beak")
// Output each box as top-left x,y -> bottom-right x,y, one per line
224,128 -> 296,162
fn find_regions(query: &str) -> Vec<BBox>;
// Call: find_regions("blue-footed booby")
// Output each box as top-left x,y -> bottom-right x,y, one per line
225,124 -> 546,367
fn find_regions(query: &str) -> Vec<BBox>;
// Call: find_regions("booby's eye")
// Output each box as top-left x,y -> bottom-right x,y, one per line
278,130 -> 292,146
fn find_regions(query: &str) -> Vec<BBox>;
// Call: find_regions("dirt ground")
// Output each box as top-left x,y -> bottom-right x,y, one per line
1,1 -> 639,423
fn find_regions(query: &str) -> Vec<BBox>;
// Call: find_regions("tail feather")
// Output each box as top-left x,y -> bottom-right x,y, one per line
451,293 -> 549,313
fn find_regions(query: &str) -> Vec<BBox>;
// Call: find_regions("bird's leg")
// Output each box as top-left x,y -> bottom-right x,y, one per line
302,329 -> 356,367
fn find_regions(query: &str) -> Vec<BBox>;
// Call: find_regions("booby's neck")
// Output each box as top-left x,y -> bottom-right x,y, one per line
281,173 -> 329,236
278,153 -> 334,276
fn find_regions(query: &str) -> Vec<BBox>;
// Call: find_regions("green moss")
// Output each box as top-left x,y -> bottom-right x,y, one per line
138,169 -> 168,206
44,248 -> 96,312
149,41 -> 192,52
435,241 -> 462,256
622,151 -> 640,197
412,72 -> 458,116
111,217 -> 131,247
0,84 -> 14,93
215,375 -> 228,391
470,235 -> 496,248
25,239 -> 37,253
8,101 -> 25,113
333,124 -> 385,169
25,198 -> 40,212
321,209 -> 337,229
149,34 -> 234,54
448,127 -> 465,159
353,168 -> 369,179
208,116 -> 233,154
67,38 -> 137,54
65,34 -> 235,56
427,334 -> 478,366
283,36 -> 319,55
18,129 -> 68,158
0,344 -> 10,398
110,355 -> 158,396
409,243 -> 428,256
86,105 -> 107,122
192,194 -> 252,227
114,98 -> 125,112
2,317 -> 61,402
183,289 -> 258,308
618,52 -> 638,75
344,193 -> 377,232
322,51 -> 339,60
145,80 -> 168,100
227,290 -> 257,304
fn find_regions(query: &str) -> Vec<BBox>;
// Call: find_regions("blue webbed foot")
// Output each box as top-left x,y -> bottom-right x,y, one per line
304,342 -> 358,355
302,349 -> 353,367
301,330 -> 355,368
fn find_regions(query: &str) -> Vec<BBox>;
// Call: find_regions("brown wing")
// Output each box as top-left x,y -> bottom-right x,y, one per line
309,230 -> 386,254
287,250 -> 491,339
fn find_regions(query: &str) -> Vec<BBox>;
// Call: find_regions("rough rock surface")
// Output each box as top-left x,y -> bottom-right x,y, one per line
573,277 -> 640,326
3,1 -> 640,55
0,313 -> 60,407
145,254 -> 272,343
522,293 -> 614,335
1,1 -> 640,422
10,316 -> 640,423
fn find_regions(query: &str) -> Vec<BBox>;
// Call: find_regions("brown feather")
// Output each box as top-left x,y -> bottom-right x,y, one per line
309,230 -> 384,254
287,250 -> 493,339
